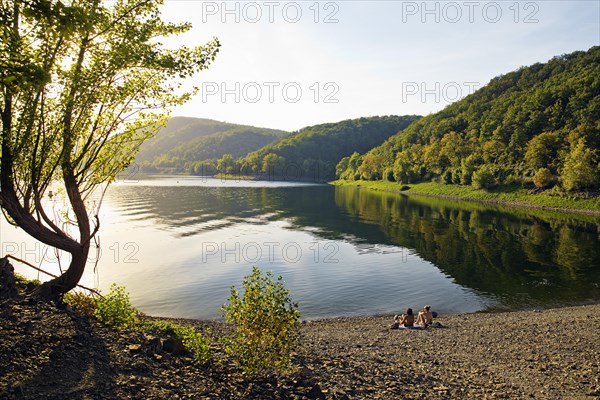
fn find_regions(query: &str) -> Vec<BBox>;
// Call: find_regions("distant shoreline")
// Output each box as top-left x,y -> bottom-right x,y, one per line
117,172 -> 600,215
331,179 -> 600,217
212,173 -> 328,183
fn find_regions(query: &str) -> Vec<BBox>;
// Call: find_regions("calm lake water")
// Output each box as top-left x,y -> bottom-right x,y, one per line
3,175 -> 600,319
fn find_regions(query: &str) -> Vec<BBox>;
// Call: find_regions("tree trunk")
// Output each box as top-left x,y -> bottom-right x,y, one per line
0,180 -> 88,300
1,10 -> 92,300
33,246 -> 90,301
31,170 -> 92,300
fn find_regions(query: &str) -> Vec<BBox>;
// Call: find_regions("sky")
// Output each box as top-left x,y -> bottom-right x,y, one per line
159,0 -> 600,132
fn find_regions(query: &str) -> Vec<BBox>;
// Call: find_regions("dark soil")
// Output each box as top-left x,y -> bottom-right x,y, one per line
1,298 -> 600,399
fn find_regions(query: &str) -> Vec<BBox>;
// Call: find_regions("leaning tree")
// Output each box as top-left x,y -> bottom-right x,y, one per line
0,0 -> 219,298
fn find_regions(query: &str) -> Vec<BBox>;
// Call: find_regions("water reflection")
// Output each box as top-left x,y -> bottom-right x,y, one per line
331,187 -> 600,309
105,179 -> 600,314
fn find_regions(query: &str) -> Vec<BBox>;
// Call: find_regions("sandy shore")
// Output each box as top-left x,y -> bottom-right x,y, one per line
1,301 -> 599,399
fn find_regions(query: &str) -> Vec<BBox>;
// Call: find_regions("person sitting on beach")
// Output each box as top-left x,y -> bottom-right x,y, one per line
415,305 -> 433,326
394,308 -> 415,327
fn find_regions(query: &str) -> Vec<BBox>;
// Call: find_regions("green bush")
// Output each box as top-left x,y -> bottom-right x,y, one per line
13,273 -> 41,287
472,165 -> 497,190
221,266 -> 300,377
142,320 -> 211,365
441,169 -> 453,184
94,284 -> 137,329
561,139 -> 599,191
64,291 -> 98,316
461,155 -> 476,185
533,167 -> 555,189
451,168 -> 462,184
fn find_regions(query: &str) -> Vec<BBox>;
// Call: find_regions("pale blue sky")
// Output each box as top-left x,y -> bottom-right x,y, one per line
161,1 -> 600,131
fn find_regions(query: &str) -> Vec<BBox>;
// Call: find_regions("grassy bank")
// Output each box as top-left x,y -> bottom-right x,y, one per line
331,179 -> 600,214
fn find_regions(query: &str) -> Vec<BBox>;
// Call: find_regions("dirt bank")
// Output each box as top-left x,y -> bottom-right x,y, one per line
1,300 -> 599,399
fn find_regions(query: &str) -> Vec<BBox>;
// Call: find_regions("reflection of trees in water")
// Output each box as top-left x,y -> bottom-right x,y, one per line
332,186 -> 600,308
107,185 -> 288,236
107,183 -> 600,308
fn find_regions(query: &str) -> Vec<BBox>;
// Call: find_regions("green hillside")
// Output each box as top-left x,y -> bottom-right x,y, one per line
235,115 -> 420,181
135,117 -> 287,173
337,46 -> 600,194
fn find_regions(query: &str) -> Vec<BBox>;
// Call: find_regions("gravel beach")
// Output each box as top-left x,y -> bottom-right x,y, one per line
1,300 -> 599,399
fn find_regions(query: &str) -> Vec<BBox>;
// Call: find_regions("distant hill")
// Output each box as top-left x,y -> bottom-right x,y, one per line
237,115 -> 420,181
338,46 -> 600,192
135,117 -> 287,173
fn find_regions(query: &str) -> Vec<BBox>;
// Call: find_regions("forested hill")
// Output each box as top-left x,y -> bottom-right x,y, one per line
337,46 -> 600,192
236,115 -> 420,181
135,117 -> 287,173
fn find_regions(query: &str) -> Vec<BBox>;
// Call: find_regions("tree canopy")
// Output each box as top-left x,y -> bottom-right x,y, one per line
132,117 -> 287,174
0,0 -> 219,297
239,115 -> 420,181
338,46 -> 600,192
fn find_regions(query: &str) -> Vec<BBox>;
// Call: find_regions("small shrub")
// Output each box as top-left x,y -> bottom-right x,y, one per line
461,170 -> 472,185
451,168 -> 462,184
441,169 -> 453,184
94,284 -> 137,329
142,320 -> 211,365
13,273 -> 41,287
221,266 -> 300,377
472,165 -> 497,190
13,272 -> 27,285
177,325 -> 211,364
64,291 -> 97,316
561,138 -> 599,191
142,319 -> 179,335
461,155 -> 477,185
533,167 -> 555,189
503,173 -> 521,186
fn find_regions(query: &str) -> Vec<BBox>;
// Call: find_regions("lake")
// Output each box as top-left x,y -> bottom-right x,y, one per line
3,175 -> 600,319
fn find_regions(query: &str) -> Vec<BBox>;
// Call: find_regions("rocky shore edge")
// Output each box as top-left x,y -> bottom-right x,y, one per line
1,300 -> 599,399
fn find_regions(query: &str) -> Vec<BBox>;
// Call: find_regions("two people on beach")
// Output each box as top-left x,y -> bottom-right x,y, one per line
392,305 -> 434,329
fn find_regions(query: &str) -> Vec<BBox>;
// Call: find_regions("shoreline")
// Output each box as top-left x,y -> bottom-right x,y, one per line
406,191 -> 600,217
331,179 -> 600,217
2,300 -> 600,398
161,297 -> 600,324
120,173 -> 600,216
154,298 -> 600,332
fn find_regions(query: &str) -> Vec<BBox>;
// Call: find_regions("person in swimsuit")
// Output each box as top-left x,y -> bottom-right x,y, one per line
416,305 -> 433,326
395,308 -> 415,327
